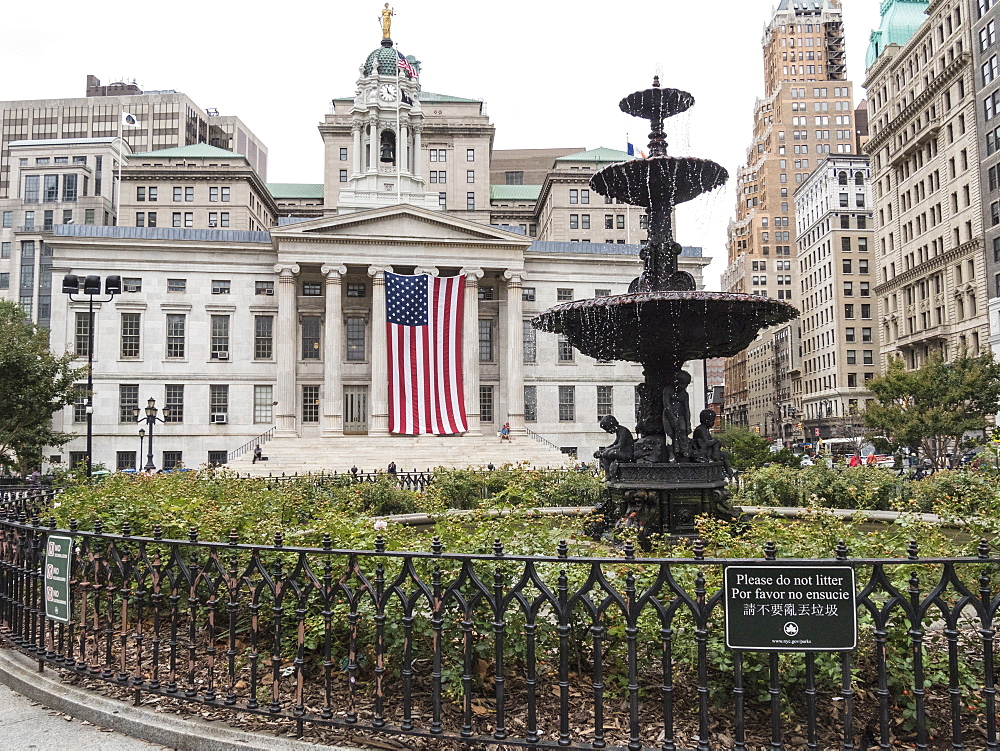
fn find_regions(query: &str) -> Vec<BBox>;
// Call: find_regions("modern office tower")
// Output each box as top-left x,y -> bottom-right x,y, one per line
974,0 -> 1000,359
796,155 -> 878,440
866,0 -> 988,370
723,0 -> 855,430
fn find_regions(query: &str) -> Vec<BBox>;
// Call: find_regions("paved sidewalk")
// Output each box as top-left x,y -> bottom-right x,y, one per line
0,681 -> 164,750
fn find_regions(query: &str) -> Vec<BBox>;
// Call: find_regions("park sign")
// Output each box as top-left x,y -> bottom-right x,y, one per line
724,565 -> 856,651
43,534 -> 73,624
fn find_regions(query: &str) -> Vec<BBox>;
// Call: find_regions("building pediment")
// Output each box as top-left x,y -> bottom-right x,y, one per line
271,204 -> 530,247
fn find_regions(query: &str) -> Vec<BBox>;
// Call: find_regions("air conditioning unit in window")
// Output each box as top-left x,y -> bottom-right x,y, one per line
211,413 -> 228,424
125,285 -> 140,293
264,288 -> 274,295
208,221 -> 217,227
213,352 -> 229,360
212,287 -> 228,294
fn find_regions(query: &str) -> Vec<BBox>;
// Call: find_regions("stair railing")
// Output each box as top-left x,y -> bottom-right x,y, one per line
228,427 -> 276,462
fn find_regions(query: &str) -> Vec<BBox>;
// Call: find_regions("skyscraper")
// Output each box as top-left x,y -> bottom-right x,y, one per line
723,0 -> 859,433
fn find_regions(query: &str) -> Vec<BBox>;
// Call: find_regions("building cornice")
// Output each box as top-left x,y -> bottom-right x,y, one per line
873,236 -> 982,294
865,51 -> 970,155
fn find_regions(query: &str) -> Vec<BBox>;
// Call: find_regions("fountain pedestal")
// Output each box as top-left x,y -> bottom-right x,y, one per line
601,462 -> 736,537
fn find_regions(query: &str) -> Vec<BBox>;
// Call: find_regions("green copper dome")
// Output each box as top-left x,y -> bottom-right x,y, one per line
866,0 -> 929,70
363,41 -> 417,78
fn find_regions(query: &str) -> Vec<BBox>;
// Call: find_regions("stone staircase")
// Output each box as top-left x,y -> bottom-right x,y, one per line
230,433 -> 571,476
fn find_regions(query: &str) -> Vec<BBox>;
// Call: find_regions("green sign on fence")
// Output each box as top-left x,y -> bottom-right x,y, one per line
43,534 -> 73,624
724,565 -> 856,652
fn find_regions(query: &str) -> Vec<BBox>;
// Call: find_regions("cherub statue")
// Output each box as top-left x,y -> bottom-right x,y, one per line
593,415 -> 635,479
662,370 -> 692,461
691,408 -> 734,477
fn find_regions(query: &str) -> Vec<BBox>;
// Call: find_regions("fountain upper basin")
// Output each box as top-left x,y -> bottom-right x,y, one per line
532,291 -> 798,364
590,156 -> 729,208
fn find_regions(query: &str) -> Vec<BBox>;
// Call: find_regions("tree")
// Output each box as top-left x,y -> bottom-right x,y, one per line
719,425 -> 774,470
0,301 -> 81,473
863,352 -> 1000,470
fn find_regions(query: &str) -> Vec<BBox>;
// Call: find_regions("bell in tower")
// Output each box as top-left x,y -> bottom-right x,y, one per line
379,130 -> 396,163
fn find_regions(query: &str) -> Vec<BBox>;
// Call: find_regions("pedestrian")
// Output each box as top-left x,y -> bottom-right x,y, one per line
350,464 -> 359,477
866,452 -> 877,466
252,445 -> 262,464
499,423 -> 511,442
849,453 -> 861,467
487,462 -> 495,471
28,470 -> 41,488
387,461 -> 397,476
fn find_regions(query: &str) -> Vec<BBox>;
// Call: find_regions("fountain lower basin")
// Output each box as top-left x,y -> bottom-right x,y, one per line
532,290 -> 798,364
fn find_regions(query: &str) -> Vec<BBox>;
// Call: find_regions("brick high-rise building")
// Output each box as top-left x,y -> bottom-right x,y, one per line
723,0 -> 856,430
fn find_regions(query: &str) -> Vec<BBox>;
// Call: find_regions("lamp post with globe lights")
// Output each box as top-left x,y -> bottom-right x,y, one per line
135,398 -> 170,472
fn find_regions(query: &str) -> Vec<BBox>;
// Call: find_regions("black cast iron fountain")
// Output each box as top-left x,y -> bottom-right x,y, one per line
533,78 -> 798,537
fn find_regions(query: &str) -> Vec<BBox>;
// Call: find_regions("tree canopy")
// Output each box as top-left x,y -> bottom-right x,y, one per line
0,301 -> 80,473
862,352 -> 1000,469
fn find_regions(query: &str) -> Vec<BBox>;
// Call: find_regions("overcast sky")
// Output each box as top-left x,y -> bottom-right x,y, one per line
2,0 -> 882,286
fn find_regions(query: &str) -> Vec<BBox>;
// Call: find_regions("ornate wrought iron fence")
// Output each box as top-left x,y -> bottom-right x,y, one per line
1,513 -> 997,750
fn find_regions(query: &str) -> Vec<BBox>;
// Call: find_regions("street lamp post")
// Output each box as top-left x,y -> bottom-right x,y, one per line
62,274 -> 121,478
135,398 -> 170,472
138,429 -> 146,471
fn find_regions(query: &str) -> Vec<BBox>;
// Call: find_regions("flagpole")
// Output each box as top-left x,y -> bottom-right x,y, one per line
116,104 -> 122,226
396,46 -> 402,205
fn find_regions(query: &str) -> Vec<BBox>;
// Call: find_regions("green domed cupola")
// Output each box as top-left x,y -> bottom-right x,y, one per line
363,39 -> 418,78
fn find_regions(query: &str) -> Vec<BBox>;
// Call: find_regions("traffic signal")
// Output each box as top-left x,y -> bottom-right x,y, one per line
754,426 -> 761,434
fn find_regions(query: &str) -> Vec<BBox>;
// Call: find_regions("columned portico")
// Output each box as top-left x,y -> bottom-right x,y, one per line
368,264 -> 393,435
461,267 -> 484,434
321,264 -> 348,436
504,269 -> 526,435
274,263 -> 300,436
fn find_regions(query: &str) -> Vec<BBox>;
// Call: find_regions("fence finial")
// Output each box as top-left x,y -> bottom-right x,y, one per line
907,539 -> 918,560
764,540 -> 777,560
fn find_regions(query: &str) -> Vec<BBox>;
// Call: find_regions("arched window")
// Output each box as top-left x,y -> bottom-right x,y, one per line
855,172 -> 864,186
838,171 -> 848,185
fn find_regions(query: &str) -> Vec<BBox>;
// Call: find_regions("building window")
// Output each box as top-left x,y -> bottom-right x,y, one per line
167,278 -> 186,293
184,212 -> 193,228
43,175 -> 58,202
557,334 -> 574,362
1,243 -> 9,259
211,315 -> 230,359
340,147 -> 348,161
302,282 -> 322,296
220,212 -> 229,227
346,282 -> 366,298
254,315 -> 274,359
521,287 -> 535,301
185,186 -> 194,202
597,385 -> 613,418
2,212 -> 10,228
846,350 -> 857,365
570,189 -> 579,204
522,321 -> 536,363
254,385 -> 273,423
207,451 -> 227,466
210,384 -> 229,421
172,212 -> 181,227
478,285 -> 494,300
467,148 -> 475,161
209,187 -> 219,202
255,280 -> 274,295
302,385 -> 320,423
302,316 -> 321,359
570,214 -> 579,229
557,288 -> 573,301
119,384 -> 139,423
68,452 -> 87,469
863,350 -> 874,365
74,312 -> 91,358
72,384 -> 88,423
466,192 -> 475,211
845,327 -> 856,343
0,273 -> 7,290
479,319 -> 494,361
161,384 -> 183,423
23,175 -> 39,203
558,386 -> 575,421
466,170 -> 475,183
479,385 -> 493,423
340,169 -> 348,182
122,277 -> 141,293
117,452 -> 137,472
346,317 -> 366,361
166,314 -> 186,358
844,304 -> 854,319
120,313 -> 141,358
505,171 -> 524,185
438,192 -> 446,208
173,187 -> 182,202
211,279 -> 231,295
524,385 -> 537,422
162,451 -> 183,470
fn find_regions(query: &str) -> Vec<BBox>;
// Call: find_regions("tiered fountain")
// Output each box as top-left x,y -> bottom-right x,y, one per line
533,79 -> 798,536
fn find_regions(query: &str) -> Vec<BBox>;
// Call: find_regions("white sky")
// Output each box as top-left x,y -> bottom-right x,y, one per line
2,0 -> 883,287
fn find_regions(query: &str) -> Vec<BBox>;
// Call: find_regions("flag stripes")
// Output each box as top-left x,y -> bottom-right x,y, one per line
386,273 -> 467,434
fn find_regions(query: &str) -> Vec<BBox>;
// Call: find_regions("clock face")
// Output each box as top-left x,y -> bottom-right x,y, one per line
378,84 -> 397,102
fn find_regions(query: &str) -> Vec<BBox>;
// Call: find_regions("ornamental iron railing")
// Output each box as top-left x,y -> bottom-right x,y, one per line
1,514 -> 997,750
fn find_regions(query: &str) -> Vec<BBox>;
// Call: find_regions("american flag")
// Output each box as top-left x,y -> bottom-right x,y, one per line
386,273 -> 467,435
397,50 -> 417,78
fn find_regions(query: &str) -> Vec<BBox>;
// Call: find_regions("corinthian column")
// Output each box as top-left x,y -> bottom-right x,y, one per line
321,264 -> 348,436
273,263 -> 300,437
368,118 -> 378,172
504,269 -> 526,435
351,123 -> 362,176
460,267 -> 484,434
368,265 -> 393,435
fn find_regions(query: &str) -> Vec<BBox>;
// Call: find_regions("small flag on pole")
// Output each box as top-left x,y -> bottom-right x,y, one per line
397,50 -> 417,78
121,112 -> 139,127
627,141 -> 635,157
